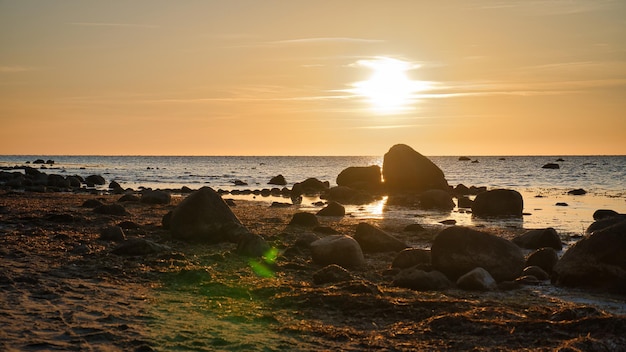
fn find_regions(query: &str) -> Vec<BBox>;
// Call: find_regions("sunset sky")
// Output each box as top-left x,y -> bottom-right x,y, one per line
1,1 -> 625,156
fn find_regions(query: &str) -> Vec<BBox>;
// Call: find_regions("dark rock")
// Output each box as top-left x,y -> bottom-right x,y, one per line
47,174 -> 70,188
295,233 -> 321,248
457,196 -> 473,208
81,199 -> 104,208
585,214 -> 626,234
109,181 -> 122,190
431,226 -> 525,282
512,228 -> 562,250
593,209 -> 619,221
418,189 -> 455,210
542,163 -> 560,169
555,202 -> 568,206
291,178 -> 329,196
85,174 -> 106,186
458,156 -> 471,161
392,248 -> 431,269
313,226 -> 339,235
268,174 -> 287,186
471,189 -> 523,217
93,204 -> 129,216
310,235 -> 365,268
236,233 -> 270,257
111,238 -> 170,256
456,267 -> 497,291
469,186 -> 487,195
313,264 -> 353,285
288,212 -> 320,227
439,219 -> 456,225
169,187 -> 249,243
336,165 -> 382,190
233,180 -> 247,186
567,188 -> 587,195
316,201 -> 345,217
354,222 -> 408,253
118,194 -> 140,202
403,223 -> 426,233
162,211 -> 172,230
140,190 -> 171,205
99,226 -> 126,242
66,176 -> 82,188
522,266 -> 549,281
382,144 -> 449,193
516,275 -> 541,285
454,184 -> 470,195
33,159 -> 45,164
117,221 -> 141,230
392,268 -> 452,291
526,247 -> 559,274
553,219 -> 626,292
270,202 -> 291,208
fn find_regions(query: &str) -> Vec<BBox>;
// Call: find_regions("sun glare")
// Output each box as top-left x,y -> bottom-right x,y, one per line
351,57 -> 428,113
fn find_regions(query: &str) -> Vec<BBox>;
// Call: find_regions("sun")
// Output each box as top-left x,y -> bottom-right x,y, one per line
351,57 -> 428,113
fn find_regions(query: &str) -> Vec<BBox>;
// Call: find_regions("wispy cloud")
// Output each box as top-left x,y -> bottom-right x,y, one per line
233,37 -> 385,48
69,22 -> 159,29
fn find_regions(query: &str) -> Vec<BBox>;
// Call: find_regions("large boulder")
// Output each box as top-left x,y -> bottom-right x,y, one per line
291,178 -> 329,196
512,228 -> 562,250
140,190 -> 171,205
354,222 -> 408,253
382,144 -> 449,193
471,189 -> 523,217
336,165 -> 382,190
169,187 -> 248,243
431,226 -> 525,282
310,235 -> 365,268
553,220 -> 626,292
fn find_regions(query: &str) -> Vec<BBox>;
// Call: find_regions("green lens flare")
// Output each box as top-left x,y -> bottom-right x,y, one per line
249,247 -> 279,278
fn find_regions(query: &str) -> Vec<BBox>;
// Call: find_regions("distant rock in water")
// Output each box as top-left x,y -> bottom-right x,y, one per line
382,144 -> 449,193
169,186 -> 249,243
458,156 -> 471,161
541,163 -> 560,169
291,178 -> 329,196
268,174 -> 287,186
567,188 -> 587,195
471,189 -> 524,217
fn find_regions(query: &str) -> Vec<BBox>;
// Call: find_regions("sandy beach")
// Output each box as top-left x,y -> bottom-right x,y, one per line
1,190 -> 625,351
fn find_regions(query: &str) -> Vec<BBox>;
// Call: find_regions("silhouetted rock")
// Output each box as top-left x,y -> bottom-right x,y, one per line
431,226 -> 525,282
593,209 -> 619,221
94,204 -> 129,216
382,144 -> 449,193
553,219 -> 626,292
336,165 -> 382,190
316,201 -> 345,217
81,199 -> 104,208
392,248 -> 431,269
403,223 -> 426,233
313,264 -> 353,285
289,212 -> 320,227
586,214 -> 626,234
310,235 -> 365,268
141,190 -> 171,205
393,268 -> 452,291
291,178 -> 329,196
268,174 -> 287,186
542,163 -> 560,169
526,247 -> 559,274
567,188 -> 587,195
418,189 -> 455,210
458,156 -> 471,161
169,187 -> 248,243
456,267 -> 497,291
85,174 -> 106,186
118,194 -> 140,202
454,184 -> 470,195
512,228 -> 562,250
471,189 -> 523,217
354,223 -> 408,253
457,196 -> 473,208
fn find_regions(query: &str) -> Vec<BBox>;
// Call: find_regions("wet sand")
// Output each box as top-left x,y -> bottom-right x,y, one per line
1,191 -> 625,351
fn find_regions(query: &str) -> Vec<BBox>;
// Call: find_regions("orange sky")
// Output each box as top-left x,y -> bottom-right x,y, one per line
1,1 -> 625,156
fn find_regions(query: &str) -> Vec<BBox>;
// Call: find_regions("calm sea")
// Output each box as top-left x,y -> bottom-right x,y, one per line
1,155 -> 625,240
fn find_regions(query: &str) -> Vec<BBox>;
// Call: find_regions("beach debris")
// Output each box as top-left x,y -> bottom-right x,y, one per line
336,165 -> 382,191
313,264 -> 353,285
316,201 -> 345,217
471,188 -> 524,217
567,188 -> 587,195
526,247 -> 559,274
354,222 -> 408,253
431,226 -> 525,282
310,235 -> 365,268
288,212 -> 320,227
553,219 -> 626,292
542,163 -> 560,169
99,226 -> 126,242
392,267 -> 452,291
512,227 -> 563,250
391,248 -> 431,269
418,189 -> 455,210
456,267 -> 497,291
268,174 -> 287,186
140,189 -> 171,205
382,144 -> 449,193
169,186 -> 249,243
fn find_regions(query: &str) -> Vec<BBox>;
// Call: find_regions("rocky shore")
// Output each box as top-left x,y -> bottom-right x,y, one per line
1,145 -> 625,351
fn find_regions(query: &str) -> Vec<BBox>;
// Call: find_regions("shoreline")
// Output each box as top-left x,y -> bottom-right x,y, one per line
1,190 -> 625,351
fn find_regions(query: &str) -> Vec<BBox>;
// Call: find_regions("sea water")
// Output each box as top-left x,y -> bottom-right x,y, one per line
1,155 -> 624,240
